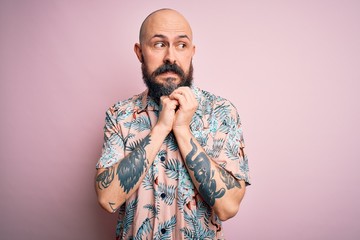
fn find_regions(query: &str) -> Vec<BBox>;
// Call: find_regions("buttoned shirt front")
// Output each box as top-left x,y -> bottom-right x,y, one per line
96,86 -> 250,240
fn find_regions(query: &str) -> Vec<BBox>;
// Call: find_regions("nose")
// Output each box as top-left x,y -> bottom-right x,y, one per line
163,47 -> 176,64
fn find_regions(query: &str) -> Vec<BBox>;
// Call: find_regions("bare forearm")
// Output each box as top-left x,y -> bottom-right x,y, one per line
95,125 -> 168,212
173,128 -> 245,221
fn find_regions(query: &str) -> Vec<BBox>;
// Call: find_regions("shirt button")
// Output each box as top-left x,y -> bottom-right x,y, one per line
160,193 -> 166,199
161,228 -> 166,234
160,156 -> 166,161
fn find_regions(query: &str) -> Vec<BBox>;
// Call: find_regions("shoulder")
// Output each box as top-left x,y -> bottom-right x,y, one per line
105,91 -> 145,119
194,86 -> 239,117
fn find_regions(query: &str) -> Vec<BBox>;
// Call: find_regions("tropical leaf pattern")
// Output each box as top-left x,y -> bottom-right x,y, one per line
135,217 -> 152,240
157,183 -> 177,205
142,165 -> 154,190
164,132 -> 178,151
181,208 -> 216,240
96,86 -> 250,239
163,158 -> 179,180
205,138 -> 225,158
121,198 -> 138,238
153,215 -> 177,240
124,115 -> 151,132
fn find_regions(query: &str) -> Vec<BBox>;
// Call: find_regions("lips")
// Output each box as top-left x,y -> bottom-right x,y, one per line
160,71 -> 178,77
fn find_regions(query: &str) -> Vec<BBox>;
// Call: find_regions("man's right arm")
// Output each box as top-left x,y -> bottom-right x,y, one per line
95,125 -> 168,213
95,96 -> 178,213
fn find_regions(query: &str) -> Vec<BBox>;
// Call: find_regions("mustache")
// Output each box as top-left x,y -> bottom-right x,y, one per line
151,62 -> 185,78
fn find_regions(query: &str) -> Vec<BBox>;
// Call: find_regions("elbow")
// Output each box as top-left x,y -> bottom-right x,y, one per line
217,181 -> 246,221
97,195 -> 119,214
216,203 -> 240,221
95,186 -> 124,213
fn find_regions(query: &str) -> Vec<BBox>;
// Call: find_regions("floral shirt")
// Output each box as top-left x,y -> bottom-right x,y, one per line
96,86 -> 250,240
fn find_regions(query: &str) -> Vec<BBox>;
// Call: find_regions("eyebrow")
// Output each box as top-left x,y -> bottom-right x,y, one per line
151,34 -> 190,40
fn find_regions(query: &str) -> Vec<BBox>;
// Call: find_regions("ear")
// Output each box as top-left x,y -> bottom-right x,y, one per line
191,44 -> 196,57
134,43 -> 143,63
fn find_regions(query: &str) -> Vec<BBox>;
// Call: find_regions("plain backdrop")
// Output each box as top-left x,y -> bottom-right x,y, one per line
1,0 -> 359,239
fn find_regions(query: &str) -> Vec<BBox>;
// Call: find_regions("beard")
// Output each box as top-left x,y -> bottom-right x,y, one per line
142,59 -> 194,105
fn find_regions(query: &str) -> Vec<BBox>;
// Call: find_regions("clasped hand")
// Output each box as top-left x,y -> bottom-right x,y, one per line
157,87 -> 198,134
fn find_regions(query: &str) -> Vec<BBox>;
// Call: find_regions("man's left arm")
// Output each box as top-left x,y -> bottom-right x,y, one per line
170,87 -> 247,221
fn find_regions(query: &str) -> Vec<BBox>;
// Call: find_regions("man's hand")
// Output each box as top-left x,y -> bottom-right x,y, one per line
156,96 -> 179,135
169,87 -> 198,132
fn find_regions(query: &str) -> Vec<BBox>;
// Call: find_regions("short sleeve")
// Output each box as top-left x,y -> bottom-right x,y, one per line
206,102 -> 251,185
96,107 -> 125,169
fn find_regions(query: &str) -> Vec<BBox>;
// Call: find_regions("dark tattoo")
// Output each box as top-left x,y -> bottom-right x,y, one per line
109,202 -> 117,213
96,166 -> 115,190
218,167 -> 241,190
117,135 -> 151,193
185,138 -> 225,206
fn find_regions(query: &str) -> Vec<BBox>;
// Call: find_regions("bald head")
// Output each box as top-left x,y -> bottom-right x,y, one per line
139,8 -> 193,44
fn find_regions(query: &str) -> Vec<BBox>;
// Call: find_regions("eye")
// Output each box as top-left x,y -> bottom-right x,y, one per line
177,43 -> 187,49
154,42 -> 166,48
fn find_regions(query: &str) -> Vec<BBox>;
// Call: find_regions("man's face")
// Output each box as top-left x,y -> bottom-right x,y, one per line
135,10 -> 196,103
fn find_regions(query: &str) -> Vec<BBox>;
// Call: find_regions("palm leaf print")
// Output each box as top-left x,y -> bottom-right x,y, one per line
163,158 -> 179,180
181,227 -> 194,240
225,141 -> 240,160
240,155 -> 249,173
194,133 -> 209,148
218,116 -> 236,134
115,107 -> 134,121
124,115 -> 151,132
158,183 -> 177,205
135,217 -> 152,240
125,136 -> 150,152
196,200 -> 212,228
164,132 -> 178,151
213,102 -> 231,122
142,166 -> 154,190
122,198 -> 138,237
154,215 -> 177,240
143,204 -> 157,218
205,138 -> 225,158
181,209 -> 215,240
116,204 -> 126,237
109,133 -> 135,149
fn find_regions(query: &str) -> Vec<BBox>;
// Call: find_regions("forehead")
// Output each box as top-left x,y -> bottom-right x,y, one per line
141,10 -> 193,41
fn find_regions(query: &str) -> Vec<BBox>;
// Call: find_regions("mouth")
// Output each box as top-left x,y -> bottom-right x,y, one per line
157,71 -> 180,82
160,71 -> 178,77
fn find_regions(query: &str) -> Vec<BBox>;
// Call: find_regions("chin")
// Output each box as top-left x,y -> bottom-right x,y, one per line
157,76 -> 180,85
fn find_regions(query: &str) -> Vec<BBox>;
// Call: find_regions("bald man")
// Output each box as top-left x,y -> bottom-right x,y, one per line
95,9 -> 250,239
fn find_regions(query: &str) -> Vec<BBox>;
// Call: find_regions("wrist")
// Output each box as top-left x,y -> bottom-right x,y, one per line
152,124 -> 171,138
172,125 -> 191,137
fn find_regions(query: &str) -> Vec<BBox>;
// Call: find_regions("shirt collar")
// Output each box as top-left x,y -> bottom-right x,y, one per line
135,89 -> 159,113
135,86 -> 203,117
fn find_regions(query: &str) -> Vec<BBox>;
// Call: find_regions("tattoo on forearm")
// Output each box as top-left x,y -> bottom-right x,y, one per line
108,202 -> 117,213
117,135 -> 151,193
185,138 -> 225,206
96,166 -> 115,190
218,167 -> 241,190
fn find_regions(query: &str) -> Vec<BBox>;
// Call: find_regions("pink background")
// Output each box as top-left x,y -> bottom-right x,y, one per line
1,0 -> 359,239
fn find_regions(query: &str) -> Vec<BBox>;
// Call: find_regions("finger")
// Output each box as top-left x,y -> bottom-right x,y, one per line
160,95 -> 170,102
171,88 -> 198,110
161,97 -> 179,111
169,92 -> 187,107
171,87 -> 187,96
179,88 -> 197,107
172,87 -> 194,102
